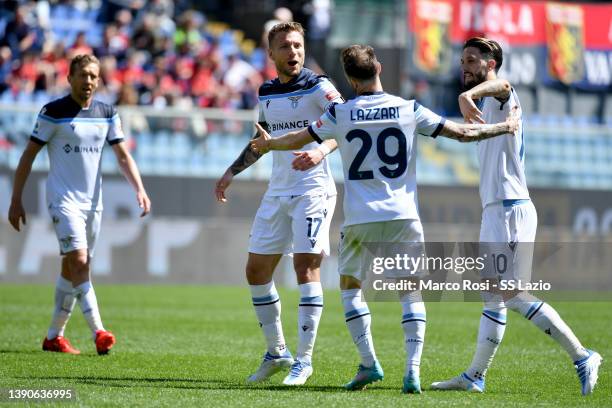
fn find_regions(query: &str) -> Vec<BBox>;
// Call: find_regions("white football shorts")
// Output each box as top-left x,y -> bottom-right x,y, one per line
248,193 -> 336,256
338,218 -> 425,281
49,206 -> 102,257
479,199 -> 537,283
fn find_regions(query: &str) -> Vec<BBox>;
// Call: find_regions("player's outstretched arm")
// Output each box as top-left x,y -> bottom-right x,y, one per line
227,131 -> 264,176
291,139 -> 337,171
112,142 -> 151,217
8,141 -> 43,231
459,79 -> 512,123
215,126 -> 267,203
440,106 -> 519,143
250,123 -> 314,154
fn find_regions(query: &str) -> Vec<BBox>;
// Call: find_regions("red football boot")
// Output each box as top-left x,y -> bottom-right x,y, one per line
42,336 -> 80,355
95,330 -> 116,355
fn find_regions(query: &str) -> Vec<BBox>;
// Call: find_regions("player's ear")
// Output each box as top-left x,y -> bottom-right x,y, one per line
487,59 -> 496,73
375,61 -> 382,75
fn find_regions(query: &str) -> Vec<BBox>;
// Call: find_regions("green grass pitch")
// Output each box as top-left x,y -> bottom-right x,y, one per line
0,285 -> 609,407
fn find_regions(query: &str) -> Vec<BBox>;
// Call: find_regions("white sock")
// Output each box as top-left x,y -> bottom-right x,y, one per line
400,291 -> 426,377
506,294 -> 589,362
75,281 -> 104,339
342,289 -> 376,367
250,281 -> 287,356
47,276 -> 77,339
297,282 -> 323,364
466,296 -> 507,382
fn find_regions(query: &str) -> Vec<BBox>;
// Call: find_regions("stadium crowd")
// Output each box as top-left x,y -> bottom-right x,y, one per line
0,0 -> 288,110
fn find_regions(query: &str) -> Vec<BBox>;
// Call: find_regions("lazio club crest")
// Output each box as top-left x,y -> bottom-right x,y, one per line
288,96 -> 302,109
545,3 -> 585,85
413,0 -> 453,75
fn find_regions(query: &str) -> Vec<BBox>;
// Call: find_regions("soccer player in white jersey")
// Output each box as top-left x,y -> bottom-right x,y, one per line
431,37 -> 602,395
214,22 -> 344,385
250,44 -> 518,393
8,54 -> 151,355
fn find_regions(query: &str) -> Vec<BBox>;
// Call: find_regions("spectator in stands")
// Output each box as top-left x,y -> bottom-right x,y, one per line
43,41 -> 69,93
222,51 -> 262,109
191,54 -> 219,108
0,46 -> 12,94
2,5 -> 45,58
141,55 -> 177,104
135,0 -> 175,38
131,12 -> 158,52
116,82 -> 138,105
0,3 -> 272,110
13,51 -> 39,95
174,10 -> 203,52
99,55 -> 122,100
151,33 -> 176,60
120,50 -> 145,87
69,32 -> 93,57
114,8 -> 134,39
262,7 -> 293,50
306,0 -> 330,68
94,23 -> 129,60
97,0 -> 141,24
173,51 -> 195,94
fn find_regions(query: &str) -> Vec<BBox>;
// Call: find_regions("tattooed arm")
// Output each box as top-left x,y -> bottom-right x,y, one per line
214,122 -> 267,203
439,106 -> 519,143
459,79 -> 512,124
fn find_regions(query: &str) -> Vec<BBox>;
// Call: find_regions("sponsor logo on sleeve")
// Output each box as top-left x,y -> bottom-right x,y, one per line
325,90 -> 340,101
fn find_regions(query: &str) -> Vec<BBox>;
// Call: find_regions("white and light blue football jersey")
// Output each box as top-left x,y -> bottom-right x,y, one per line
31,95 -> 125,211
258,68 -> 343,197
477,88 -> 529,208
308,92 -> 445,227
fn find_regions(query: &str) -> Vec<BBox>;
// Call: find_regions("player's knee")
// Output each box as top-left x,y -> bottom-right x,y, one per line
502,289 -> 524,302
245,262 -> 273,284
340,275 -> 361,290
245,253 -> 282,284
294,261 -> 320,283
293,254 -> 322,281
295,267 -> 319,284
66,250 -> 89,273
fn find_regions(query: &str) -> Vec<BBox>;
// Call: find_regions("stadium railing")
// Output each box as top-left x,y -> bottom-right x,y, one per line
0,103 -> 610,190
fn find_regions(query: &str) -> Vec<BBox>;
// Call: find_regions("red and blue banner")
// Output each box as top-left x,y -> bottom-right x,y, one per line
408,0 -> 612,90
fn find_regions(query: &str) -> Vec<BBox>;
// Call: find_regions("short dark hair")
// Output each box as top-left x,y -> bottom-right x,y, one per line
268,22 -> 304,47
463,37 -> 503,72
341,44 -> 377,80
69,54 -> 100,76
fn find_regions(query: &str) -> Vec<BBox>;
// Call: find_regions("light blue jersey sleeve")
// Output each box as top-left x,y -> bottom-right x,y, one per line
107,107 -> 125,145
30,107 -> 57,145
313,77 -> 344,111
414,102 -> 445,138
307,103 -> 339,143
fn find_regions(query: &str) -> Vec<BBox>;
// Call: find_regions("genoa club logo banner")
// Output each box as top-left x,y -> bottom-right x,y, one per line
412,0 -> 453,75
407,0 -> 612,90
545,3 -> 584,85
